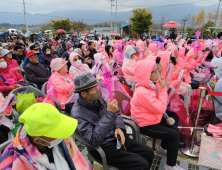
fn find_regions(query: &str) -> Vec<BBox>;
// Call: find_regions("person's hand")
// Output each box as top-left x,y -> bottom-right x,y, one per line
10,85 -> 17,90
160,77 -> 166,89
85,51 -> 90,56
198,51 -> 203,55
115,128 -> 125,145
166,80 -> 170,88
107,99 -> 119,113
114,57 -> 118,62
84,57 -> 89,63
177,79 -> 182,84
184,69 -> 187,73
15,67 -> 21,72
10,99 -> 19,106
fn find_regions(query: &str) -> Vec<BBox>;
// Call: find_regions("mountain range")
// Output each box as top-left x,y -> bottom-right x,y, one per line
0,3 -> 221,25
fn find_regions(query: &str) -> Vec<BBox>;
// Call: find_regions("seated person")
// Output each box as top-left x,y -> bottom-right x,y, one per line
44,58 -> 75,113
69,52 -> 91,79
0,103 -> 91,170
23,44 -> 45,69
122,46 -> 137,84
131,60 -> 184,170
115,44 -> 124,64
1,49 -> 21,73
0,55 -> 24,95
42,46 -> 56,69
2,43 -> 9,50
71,72 -> 154,170
24,50 -> 50,89
0,94 -> 18,144
84,41 -> 97,69
214,63 -> 222,121
62,42 -> 74,69
51,45 -> 60,58
12,45 -> 25,65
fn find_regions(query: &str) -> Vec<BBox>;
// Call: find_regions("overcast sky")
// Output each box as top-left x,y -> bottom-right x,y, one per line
0,0 -> 219,14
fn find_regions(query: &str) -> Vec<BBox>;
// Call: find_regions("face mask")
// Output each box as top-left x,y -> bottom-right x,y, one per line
69,47 -> 74,52
101,59 -> 106,65
88,90 -> 102,101
46,51 -> 51,55
0,62 -> 7,69
75,59 -> 82,66
39,138 -> 63,148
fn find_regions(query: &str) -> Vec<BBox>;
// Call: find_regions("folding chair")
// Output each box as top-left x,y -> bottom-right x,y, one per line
73,132 -> 119,170
208,82 -> 222,125
0,139 -> 13,156
112,90 -> 150,146
117,75 -> 129,87
20,62 -> 25,76
10,86 -> 45,98
131,81 -> 137,94
23,75 -> 38,88
41,81 -> 48,95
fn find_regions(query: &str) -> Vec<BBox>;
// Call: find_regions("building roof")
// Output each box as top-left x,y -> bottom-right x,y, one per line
121,24 -> 131,28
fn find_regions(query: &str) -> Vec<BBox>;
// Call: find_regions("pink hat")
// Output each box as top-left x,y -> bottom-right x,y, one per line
50,58 -> 68,71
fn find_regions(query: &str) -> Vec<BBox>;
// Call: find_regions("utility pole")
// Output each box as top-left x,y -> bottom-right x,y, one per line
182,19 -> 186,39
22,0 -> 29,36
166,13 -> 169,23
215,0 -> 222,26
111,0 -> 113,32
114,0 -> 117,32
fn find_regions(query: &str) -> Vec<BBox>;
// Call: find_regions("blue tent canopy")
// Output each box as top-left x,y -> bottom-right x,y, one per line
0,32 -> 9,36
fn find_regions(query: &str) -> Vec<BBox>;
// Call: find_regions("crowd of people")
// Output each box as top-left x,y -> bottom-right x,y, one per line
0,34 -> 221,170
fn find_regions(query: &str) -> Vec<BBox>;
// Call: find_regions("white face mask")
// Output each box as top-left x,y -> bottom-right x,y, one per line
46,51 -> 51,55
39,138 -> 63,148
69,47 -> 74,52
101,59 -> 106,65
75,59 -> 82,66
0,62 -> 7,69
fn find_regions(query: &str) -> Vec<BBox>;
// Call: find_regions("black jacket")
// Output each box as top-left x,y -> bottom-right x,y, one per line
24,62 -> 50,88
71,96 -> 125,151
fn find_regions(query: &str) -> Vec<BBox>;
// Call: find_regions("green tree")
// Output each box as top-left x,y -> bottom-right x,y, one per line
129,8 -> 153,37
21,28 -> 26,34
49,18 -> 72,32
201,20 -> 215,38
39,24 -> 52,34
71,21 -> 89,35
195,8 -> 206,27
187,28 -> 195,37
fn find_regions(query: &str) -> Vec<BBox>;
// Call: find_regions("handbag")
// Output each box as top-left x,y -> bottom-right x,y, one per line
198,132 -> 222,169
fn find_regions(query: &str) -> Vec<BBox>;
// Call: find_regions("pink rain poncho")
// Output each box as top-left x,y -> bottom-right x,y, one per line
122,46 -> 137,84
69,52 -> 91,79
92,53 -> 110,100
115,44 -> 124,64
131,60 -> 168,127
